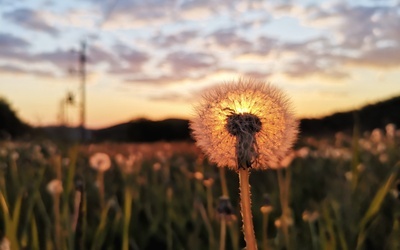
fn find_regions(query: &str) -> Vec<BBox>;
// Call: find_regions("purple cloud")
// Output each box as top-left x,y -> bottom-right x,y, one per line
3,8 -> 59,36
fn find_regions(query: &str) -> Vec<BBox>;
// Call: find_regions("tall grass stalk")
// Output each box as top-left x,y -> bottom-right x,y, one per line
262,211 -> 270,250
277,168 -> 291,250
122,188 -> 133,250
219,217 -> 226,250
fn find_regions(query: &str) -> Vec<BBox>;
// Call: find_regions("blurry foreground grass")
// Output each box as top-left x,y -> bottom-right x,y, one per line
0,126 -> 400,250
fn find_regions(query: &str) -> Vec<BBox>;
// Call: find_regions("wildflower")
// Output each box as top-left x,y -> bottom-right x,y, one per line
47,179 -> 63,195
190,78 -> 298,170
90,152 -> 111,172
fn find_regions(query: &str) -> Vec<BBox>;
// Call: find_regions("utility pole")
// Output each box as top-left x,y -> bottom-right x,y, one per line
79,41 -> 87,142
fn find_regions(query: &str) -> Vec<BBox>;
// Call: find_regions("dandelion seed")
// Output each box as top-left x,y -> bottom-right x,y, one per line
90,152 -> 111,172
190,78 -> 298,170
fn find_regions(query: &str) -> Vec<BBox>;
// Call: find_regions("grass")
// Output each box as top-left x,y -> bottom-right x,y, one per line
0,129 -> 399,250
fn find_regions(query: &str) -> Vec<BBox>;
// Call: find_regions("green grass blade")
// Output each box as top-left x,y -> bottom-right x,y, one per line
357,163 -> 400,248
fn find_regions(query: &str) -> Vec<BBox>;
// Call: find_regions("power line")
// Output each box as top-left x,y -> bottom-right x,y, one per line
79,40 -> 87,142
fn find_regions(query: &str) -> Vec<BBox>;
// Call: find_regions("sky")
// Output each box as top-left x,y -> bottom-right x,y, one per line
0,0 -> 399,129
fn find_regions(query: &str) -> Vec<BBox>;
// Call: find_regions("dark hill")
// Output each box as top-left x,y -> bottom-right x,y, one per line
91,118 -> 190,142
300,96 -> 400,135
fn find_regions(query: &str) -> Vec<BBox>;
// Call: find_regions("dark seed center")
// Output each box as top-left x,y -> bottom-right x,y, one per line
225,112 -> 262,136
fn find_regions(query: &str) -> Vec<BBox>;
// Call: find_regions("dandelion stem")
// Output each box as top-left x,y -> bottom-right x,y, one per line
239,168 -> 257,250
277,169 -> 290,250
53,194 -> 61,250
219,168 -> 229,197
262,212 -> 270,250
219,216 -> 227,250
97,171 -> 105,209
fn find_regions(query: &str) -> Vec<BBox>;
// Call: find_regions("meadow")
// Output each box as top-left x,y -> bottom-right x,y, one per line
0,125 -> 399,250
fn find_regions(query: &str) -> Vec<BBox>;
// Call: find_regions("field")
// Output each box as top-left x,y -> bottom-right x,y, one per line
0,126 -> 399,250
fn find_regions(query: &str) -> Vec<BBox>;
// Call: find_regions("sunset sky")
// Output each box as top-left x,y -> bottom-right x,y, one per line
0,0 -> 399,129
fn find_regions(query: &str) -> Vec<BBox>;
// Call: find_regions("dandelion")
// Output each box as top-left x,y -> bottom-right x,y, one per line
90,152 -> 111,172
191,78 -> 298,250
90,152 -> 111,208
385,123 -> 396,139
46,179 -> 63,249
191,79 -> 298,170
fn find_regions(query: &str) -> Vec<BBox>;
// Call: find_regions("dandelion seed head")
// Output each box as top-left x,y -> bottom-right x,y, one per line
90,152 -> 111,172
190,78 -> 298,170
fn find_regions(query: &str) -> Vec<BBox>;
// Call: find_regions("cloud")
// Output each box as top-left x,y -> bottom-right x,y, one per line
162,51 -> 217,73
0,33 -> 30,50
152,30 -> 199,48
3,8 -> 59,36
124,74 -> 193,86
284,59 -> 349,79
208,28 -> 252,50
0,64 -> 54,78
348,45 -> 400,69
108,43 -> 150,74
147,92 -> 193,102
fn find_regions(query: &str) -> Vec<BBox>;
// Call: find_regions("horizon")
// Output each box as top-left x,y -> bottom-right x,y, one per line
24,91 -> 400,130
1,0 -> 400,129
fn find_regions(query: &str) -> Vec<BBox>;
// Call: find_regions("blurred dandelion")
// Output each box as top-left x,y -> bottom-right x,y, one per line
47,179 -> 63,195
90,152 -> 111,172
90,152 -> 111,208
217,196 -> 236,250
46,179 -> 63,249
260,194 -> 273,250
191,78 -> 298,250
0,236 -> 10,250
